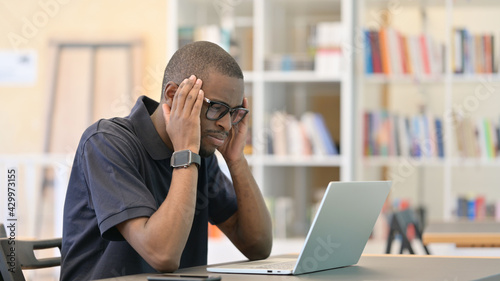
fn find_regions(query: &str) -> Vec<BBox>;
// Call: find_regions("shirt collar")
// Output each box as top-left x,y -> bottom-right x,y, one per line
129,95 -> 173,160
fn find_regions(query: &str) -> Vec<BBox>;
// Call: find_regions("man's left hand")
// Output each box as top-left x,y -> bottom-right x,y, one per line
217,97 -> 249,164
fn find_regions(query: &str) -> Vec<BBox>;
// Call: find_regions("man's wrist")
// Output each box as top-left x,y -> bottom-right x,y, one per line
171,149 -> 201,169
226,154 -> 248,171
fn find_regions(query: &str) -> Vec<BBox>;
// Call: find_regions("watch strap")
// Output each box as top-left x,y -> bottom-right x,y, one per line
190,151 -> 201,167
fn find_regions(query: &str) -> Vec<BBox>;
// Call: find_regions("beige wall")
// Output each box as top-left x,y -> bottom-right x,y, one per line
0,0 -> 169,153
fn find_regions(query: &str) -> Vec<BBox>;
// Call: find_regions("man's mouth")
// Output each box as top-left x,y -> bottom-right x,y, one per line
206,133 -> 227,147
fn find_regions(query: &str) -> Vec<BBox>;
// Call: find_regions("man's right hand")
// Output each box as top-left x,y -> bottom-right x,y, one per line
162,75 -> 204,154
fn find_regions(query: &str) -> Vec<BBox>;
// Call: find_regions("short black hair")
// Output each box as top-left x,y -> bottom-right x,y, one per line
161,41 -> 244,99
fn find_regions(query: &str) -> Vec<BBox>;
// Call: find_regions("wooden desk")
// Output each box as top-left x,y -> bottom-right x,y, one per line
423,221 -> 500,247
95,254 -> 500,281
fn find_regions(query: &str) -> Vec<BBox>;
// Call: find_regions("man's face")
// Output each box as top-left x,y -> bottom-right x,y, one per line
198,71 -> 245,158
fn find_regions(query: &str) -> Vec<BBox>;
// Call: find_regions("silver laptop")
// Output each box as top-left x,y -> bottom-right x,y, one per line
207,181 -> 392,275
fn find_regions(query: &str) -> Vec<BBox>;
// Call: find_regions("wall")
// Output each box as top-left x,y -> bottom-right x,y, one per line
0,0 -> 169,153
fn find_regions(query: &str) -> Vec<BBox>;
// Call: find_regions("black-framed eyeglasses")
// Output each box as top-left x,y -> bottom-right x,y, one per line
204,97 -> 249,125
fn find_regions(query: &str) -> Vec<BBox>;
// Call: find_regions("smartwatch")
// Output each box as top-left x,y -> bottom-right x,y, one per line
171,150 -> 201,169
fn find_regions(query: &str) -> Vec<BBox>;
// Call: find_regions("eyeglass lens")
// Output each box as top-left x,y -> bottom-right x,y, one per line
207,102 -> 247,124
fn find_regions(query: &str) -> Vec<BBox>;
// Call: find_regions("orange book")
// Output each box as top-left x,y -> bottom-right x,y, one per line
400,33 -> 412,74
379,28 -> 391,75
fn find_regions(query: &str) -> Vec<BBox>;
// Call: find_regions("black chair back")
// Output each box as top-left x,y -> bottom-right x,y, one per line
0,237 -> 62,281
385,208 -> 431,255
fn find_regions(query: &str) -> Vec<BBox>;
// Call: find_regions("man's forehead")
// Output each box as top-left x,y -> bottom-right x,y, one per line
204,72 -> 244,93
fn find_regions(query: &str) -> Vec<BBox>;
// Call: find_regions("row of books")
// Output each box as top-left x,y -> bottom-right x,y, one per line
363,111 -> 445,158
456,195 -> 500,221
364,28 -> 445,77
453,29 -> 496,74
453,113 -> 500,159
268,111 -> 338,156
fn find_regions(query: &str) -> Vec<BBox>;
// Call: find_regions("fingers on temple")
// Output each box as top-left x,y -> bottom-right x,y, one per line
171,78 -> 188,111
191,89 -> 204,117
185,78 -> 203,114
173,75 -> 196,111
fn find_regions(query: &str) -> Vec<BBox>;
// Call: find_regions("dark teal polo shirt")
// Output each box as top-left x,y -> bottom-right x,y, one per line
60,96 -> 237,281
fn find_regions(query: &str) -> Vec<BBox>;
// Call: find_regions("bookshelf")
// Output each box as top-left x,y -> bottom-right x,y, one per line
167,0 -> 354,237
355,0 -> 500,222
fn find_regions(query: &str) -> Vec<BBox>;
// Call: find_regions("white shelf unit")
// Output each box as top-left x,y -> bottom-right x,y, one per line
168,0 -> 354,237
355,0 -> 500,221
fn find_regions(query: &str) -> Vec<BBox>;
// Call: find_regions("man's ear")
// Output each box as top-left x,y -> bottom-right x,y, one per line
163,81 -> 178,107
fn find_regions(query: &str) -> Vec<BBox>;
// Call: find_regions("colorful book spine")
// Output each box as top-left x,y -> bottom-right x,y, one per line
370,31 -> 383,73
364,30 -> 374,74
379,28 -> 391,75
435,119 -> 445,158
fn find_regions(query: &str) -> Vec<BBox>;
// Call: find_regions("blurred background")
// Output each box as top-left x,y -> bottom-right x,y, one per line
2,0 -> 500,280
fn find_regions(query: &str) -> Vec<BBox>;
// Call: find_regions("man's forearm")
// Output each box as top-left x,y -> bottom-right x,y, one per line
118,166 -> 198,272
226,157 -> 273,259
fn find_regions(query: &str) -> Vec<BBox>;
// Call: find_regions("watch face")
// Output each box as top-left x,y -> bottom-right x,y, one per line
173,150 -> 190,167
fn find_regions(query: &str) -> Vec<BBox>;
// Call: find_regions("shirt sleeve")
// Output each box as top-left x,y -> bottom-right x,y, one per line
204,155 -> 238,225
81,131 -> 157,241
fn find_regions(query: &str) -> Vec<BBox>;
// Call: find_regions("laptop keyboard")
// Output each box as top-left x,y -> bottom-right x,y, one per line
251,261 -> 296,270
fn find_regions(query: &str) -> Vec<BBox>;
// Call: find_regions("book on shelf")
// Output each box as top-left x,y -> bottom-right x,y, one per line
452,28 -> 496,74
363,110 -> 445,159
369,30 -> 383,74
363,28 -> 444,77
313,21 -> 342,75
455,194 -> 499,221
364,30 -> 373,74
270,111 -> 288,156
452,111 -> 499,159
435,118 -> 445,158
268,111 -> 338,157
